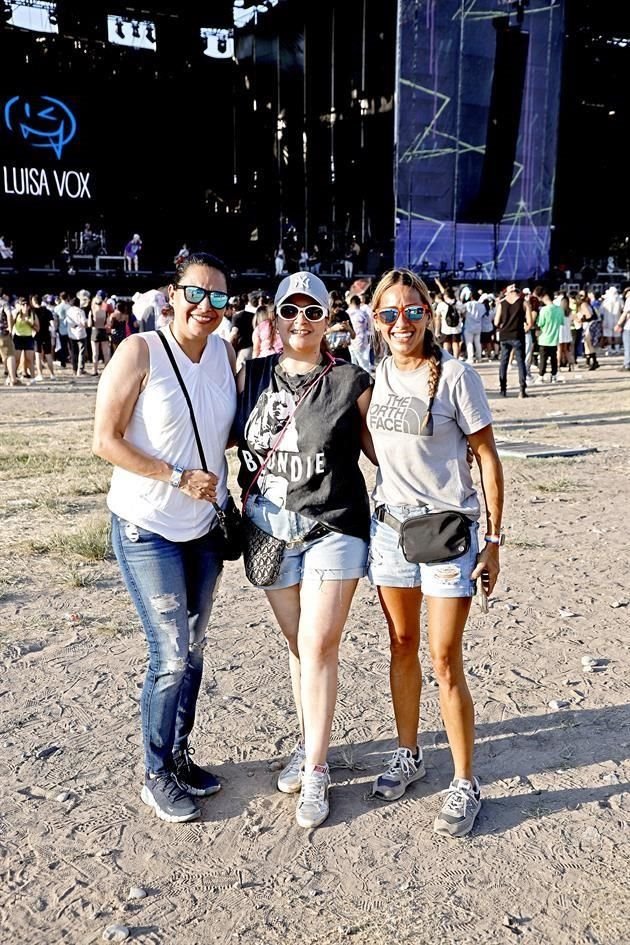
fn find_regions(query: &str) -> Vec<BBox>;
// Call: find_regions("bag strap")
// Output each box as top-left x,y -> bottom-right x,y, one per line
157,329 -> 229,520
242,354 -> 335,508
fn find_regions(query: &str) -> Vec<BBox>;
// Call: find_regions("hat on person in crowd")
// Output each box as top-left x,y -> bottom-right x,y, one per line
43,294 -> 55,304
133,234 -> 141,241
95,289 -> 106,300
274,271 -> 329,310
228,296 -> 239,306
77,289 -> 91,301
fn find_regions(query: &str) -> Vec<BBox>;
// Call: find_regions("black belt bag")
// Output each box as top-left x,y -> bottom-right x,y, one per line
375,505 -> 471,565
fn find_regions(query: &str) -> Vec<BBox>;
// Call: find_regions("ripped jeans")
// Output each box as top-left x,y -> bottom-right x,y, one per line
111,515 -> 223,775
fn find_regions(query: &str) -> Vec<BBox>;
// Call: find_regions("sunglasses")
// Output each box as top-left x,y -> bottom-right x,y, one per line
277,303 -> 327,322
174,285 -> 229,309
376,304 -> 429,325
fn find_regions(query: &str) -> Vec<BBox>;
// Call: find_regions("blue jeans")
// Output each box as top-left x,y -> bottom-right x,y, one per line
499,338 -> 526,391
623,330 -> 630,369
111,515 -> 223,776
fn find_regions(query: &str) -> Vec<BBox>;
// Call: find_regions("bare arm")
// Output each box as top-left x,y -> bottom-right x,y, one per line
467,424 -> 504,595
493,301 -> 503,329
357,386 -> 377,465
92,336 -> 218,502
252,328 -> 261,358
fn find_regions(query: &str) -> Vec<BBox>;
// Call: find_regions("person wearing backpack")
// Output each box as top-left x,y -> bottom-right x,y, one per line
494,284 -> 532,398
435,278 -> 462,358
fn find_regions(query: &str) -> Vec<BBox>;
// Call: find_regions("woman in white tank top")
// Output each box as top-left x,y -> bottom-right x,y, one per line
93,252 -> 236,824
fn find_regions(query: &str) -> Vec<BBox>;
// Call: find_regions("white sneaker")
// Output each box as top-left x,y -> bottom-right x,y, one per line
434,776 -> 481,838
371,746 -> 426,800
296,764 -> 330,828
276,742 -> 306,794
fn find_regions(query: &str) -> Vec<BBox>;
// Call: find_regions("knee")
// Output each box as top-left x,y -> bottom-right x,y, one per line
430,649 -> 463,689
389,627 -> 419,658
298,629 -> 339,663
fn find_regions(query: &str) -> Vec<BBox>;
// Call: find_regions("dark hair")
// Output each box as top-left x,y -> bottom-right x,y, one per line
173,251 -> 228,285
31,293 -> 41,305
349,295 -> 361,307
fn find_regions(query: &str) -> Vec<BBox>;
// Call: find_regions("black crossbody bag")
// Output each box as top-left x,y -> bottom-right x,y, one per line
157,330 -> 243,560
374,505 -> 471,564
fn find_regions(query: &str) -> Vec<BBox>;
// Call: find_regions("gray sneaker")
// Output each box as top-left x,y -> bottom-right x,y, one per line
141,773 -> 200,823
277,742 -> 306,794
433,776 -> 481,837
372,747 -> 426,801
295,764 -> 330,828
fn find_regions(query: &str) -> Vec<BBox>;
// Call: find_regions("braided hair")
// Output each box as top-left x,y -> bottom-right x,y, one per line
372,268 -> 442,437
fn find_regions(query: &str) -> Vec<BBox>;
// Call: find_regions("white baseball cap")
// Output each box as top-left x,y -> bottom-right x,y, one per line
274,271 -> 329,310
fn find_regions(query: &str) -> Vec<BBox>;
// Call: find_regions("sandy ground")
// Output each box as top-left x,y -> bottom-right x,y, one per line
0,355 -> 629,945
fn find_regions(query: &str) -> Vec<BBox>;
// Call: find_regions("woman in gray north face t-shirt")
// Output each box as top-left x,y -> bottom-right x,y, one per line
366,267 -> 504,840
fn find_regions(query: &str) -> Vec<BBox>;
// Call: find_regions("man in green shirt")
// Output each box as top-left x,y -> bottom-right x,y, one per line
535,291 -> 565,383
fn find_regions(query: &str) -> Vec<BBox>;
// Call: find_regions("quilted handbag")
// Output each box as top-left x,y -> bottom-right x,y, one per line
242,515 -> 286,587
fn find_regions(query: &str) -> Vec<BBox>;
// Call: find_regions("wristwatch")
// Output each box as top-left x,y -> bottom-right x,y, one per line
484,531 -> 505,546
169,464 -> 185,489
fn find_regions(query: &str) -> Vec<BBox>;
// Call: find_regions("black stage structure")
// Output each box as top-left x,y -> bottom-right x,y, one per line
0,0 -> 397,296
0,0 -> 627,296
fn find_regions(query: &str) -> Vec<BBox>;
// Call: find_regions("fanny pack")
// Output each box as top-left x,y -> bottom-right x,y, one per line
375,505 -> 471,564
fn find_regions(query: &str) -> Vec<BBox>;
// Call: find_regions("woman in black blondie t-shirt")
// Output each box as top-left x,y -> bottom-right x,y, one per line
235,271 -> 375,830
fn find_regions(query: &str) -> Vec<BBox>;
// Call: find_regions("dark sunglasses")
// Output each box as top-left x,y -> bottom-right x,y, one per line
174,285 -> 229,309
277,303 -> 327,322
376,304 -> 429,325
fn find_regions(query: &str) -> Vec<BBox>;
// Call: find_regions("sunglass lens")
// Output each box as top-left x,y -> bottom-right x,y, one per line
406,306 -> 426,320
378,309 -> 398,324
210,291 -> 228,310
278,304 -> 299,320
304,306 -> 324,321
185,286 -> 206,304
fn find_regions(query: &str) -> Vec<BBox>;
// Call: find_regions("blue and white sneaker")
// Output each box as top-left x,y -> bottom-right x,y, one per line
141,772 -> 200,823
372,747 -> 426,801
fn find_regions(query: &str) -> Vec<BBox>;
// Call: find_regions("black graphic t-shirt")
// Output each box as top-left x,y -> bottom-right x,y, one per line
236,354 -> 373,540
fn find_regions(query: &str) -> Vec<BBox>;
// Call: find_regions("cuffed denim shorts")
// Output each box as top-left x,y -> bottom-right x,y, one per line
367,504 -> 479,597
245,494 -> 368,590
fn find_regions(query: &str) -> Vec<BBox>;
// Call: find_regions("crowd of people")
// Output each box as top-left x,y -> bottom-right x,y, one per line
3,278 -> 628,388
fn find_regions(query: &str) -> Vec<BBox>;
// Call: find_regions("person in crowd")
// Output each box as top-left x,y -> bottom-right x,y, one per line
230,291 -> 259,370
579,291 -> 601,371
462,289 -> 484,364
88,292 -> 112,376
614,289 -> 630,371
347,294 -> 372,373
31,294 -> 55,381
366,268 -> 503,838
252,303 -> 283,358
0,296 -> 18,385
325,301 -> 355,362
236,271 -> 374,829
600,286 -> 622,354
308,245 -> 321,275
494,284 -> 531,397
66,296 -> 88,376
435,279 -> 463,359
12,297 -> 38,381
479,294 -> 496,360
556,289 -> 574,372
526,286 -> 544,377
108,299 -> 131,351
124,233 -> 143,273
93,252 -> 237,824
274,244 -> 286,277
534,290 -> 565,384
54,291 -> 70,369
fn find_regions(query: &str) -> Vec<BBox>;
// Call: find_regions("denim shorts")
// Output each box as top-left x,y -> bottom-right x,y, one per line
367,505 -> 479,597
245,494 -> 368,590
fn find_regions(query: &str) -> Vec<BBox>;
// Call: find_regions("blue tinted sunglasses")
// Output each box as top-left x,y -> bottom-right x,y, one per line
376,304 -> 430,325
174,285 -> 229,309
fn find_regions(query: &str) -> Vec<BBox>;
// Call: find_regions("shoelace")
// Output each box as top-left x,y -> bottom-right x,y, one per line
383,747 -> 417,780
441,782 -> 476,817
299,770 -> 329,806
285,745 -> 306,774
155,773 -> 188,802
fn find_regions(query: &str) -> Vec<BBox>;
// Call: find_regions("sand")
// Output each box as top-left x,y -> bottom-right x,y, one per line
0,356 -> 628,945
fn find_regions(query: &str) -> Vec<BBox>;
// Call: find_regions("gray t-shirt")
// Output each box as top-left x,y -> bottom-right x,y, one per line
368,352 -> 493,519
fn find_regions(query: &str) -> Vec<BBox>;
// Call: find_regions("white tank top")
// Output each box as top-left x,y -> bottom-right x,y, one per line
107,324 -> 236,541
